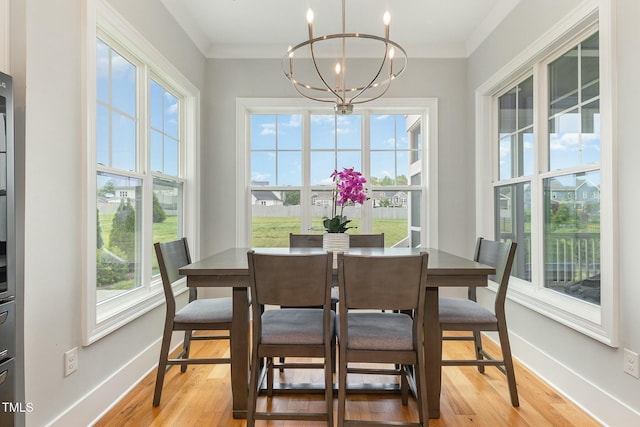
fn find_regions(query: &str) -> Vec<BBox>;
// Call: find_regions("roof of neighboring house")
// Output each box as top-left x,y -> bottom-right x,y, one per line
252,190 -> 282,201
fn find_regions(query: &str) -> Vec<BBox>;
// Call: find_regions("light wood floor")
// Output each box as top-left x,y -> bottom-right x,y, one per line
95,332 -> 600,426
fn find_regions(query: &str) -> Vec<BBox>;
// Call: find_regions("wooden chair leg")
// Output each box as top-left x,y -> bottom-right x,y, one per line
247,352 -> 261,427
181,330 -> 192,373
498,327 -> 519,407
325,344 -> 334,427
400,366 -> 409,405
266,357 -> 274,397
153,327 -> 172,406
473,330 -> 485,373
337,355 -> 347,427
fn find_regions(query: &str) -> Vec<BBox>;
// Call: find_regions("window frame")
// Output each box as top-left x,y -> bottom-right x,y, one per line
475,0 -> 618,346
236,98 -> 439,249
82,0 -> 200,345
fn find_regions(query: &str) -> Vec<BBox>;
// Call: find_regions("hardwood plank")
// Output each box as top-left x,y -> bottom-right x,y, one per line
95,332 -> 600,426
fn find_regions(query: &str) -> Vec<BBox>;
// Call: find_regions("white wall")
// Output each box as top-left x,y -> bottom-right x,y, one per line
468,0 -> 640,424
14,0 -> 206,425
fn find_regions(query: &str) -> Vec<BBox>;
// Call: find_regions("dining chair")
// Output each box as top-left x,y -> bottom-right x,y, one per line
337,252 -> 429,427
152,238 -> 232,407
439,237 -> 519,406
247,250 -> 335,426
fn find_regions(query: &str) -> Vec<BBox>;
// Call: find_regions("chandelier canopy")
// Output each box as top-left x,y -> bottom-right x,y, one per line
282,0 -> 408,115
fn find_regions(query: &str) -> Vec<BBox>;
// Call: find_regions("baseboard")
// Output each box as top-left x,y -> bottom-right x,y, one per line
44,336 -> 173,427
485,331 -> 640,427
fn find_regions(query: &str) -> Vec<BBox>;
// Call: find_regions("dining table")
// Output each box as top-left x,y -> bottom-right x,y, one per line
178,246 -> 495,419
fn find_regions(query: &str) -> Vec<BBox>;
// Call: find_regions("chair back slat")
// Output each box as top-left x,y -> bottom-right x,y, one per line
474,238 -> 517,315
289,233 -> 323,248
248,251 -> 333,307
154,238 -> 191,315
348,233 -> 384,248
338,253 -> 428,311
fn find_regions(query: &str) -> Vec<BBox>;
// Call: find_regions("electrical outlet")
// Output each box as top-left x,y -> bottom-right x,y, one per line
624,348 -> 639,379
64,347 -> 78,376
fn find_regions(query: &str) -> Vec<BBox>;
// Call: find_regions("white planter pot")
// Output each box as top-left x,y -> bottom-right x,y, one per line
323,233 -> 350,262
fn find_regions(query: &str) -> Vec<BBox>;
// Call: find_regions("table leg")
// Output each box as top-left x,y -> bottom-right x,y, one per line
424,287 -> 441,419
231,287 -> 250,419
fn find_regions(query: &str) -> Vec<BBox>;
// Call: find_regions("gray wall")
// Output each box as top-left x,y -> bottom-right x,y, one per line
468,0 -> 640,423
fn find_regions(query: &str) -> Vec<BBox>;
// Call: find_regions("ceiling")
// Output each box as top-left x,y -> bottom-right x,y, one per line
161,0 -> 520,59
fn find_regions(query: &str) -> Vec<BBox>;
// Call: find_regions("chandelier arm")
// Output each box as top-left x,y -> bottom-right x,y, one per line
348,43 -> 389,104
282,31 -> 408,109
307,40 -> 344,104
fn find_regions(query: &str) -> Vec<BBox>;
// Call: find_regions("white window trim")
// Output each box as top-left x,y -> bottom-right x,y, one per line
235,98 -> 439,249
475,0 -> 618,346
82,0 -> 200,345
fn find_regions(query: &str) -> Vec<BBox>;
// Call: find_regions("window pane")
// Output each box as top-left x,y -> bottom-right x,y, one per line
277,151 -> 301,186
110,49 -> 136,117
96,39 -> 109,103
337,115 -> 361,149
277,114 -> 302,150
164,136 -> 179,176
495,182 -> 531,281
252,114 -> 302,186
336,151 -> 362,174
251,151 -> 276,186
371,114 -> 395,150
96,172 -> 143,303
518,76 -> 534,129
150,79 -> 180,176
370,114 -> 411,185
149,80 -> 163,131
251,190 -> 300,247
543,171 -> 600,304
581,100 -> 601,165
310,152 -> 335,185
498,76 -> 534,179
549,45 -> 579,115
371,190 -> 411,247
152,178 -> 183,276
111,112 -> 136,171
499,87 -> 517,134
96,104 -> 109,165
310,115 -> 335,149
581,33 -> 600,101
150,129 -> 162,172
96,37 -> 138,171
549,107 -> 600,171
164,91 -> 179,138
251,115 -> 276,150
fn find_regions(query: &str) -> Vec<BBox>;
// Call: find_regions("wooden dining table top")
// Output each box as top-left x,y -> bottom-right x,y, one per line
179,246 -> 495,287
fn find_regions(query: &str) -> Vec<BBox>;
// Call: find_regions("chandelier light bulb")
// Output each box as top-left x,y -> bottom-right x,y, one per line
335,63 -> 341,75
389,47 -> 395,59
306,9 -> 314,24
383,11 -> 391,26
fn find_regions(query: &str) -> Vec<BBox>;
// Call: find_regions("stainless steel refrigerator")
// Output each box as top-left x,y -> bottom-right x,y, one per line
0,70 -> 16,426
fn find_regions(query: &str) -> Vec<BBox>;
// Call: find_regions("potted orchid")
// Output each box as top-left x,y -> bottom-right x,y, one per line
323,167 -> 368,233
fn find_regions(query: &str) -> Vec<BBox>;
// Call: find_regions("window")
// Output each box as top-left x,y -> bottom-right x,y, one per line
476,3 -> 617,345
238,99 -> 437,250
84,1 -> 199,344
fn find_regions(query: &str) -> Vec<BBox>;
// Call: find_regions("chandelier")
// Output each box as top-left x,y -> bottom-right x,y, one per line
282,0 -> 407,115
